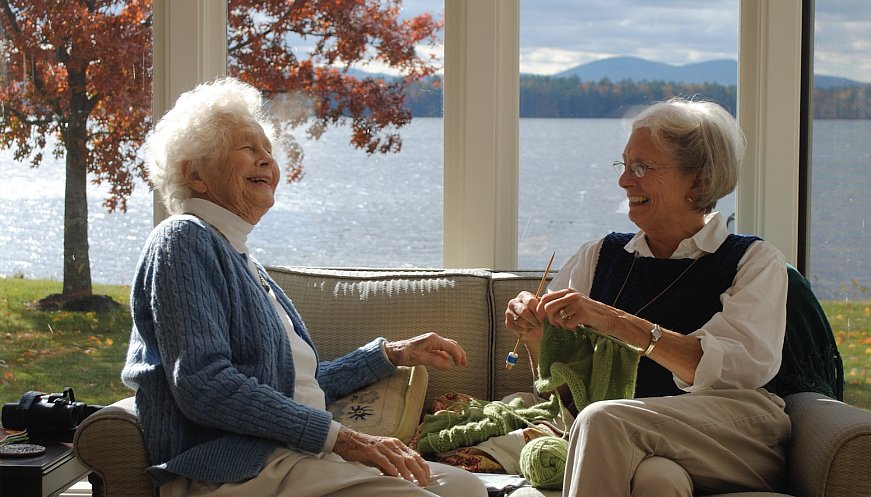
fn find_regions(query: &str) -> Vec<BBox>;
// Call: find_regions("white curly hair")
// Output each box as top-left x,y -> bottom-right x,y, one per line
145,77 -> 276,215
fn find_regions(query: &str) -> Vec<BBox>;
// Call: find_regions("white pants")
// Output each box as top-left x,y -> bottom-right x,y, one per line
562,389 -> 791,497
161,448 -> 488,497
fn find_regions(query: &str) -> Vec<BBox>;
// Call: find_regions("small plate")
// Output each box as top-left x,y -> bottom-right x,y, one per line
0,443 -> 47,458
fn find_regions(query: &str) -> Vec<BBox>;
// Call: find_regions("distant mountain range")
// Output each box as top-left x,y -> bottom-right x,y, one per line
352,55 -> 863,89
348,56 -> 869,118
548,56 -> 864,89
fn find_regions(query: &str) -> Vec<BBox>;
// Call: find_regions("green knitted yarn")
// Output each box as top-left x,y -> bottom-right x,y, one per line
414,395 -> 561,455
534,320 -> 640,412
520,436 -> 569,490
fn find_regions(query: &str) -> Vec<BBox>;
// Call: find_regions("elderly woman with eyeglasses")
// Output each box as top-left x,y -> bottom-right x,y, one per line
121,77 -> 486,497
505,97 -> 790,496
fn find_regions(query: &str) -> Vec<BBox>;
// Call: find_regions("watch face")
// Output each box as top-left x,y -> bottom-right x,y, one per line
644,324 -> 662,356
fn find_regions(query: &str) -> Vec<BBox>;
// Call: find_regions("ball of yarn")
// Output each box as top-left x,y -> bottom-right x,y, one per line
519,435 -> 569,490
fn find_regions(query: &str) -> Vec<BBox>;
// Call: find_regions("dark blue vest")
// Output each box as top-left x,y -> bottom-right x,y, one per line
590,232 -> 760,397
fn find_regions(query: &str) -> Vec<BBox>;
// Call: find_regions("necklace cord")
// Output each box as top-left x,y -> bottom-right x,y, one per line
612,255 -> 699,315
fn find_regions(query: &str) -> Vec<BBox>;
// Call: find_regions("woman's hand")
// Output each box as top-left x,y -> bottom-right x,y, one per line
538,287 -> 623,334
505,290 -> 544,338
385,332 -> 468,370
538,288 -> 590,329
504,291 -> 546,368
333,427 -> 431,486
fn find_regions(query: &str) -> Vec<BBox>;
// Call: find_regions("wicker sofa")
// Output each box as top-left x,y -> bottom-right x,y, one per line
73,266 -> 871,497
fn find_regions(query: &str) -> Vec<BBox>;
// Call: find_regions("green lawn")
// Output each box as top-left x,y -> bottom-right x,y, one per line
0,277 -> 133,407
821,299 -> 871,408
1,276 -> 870,411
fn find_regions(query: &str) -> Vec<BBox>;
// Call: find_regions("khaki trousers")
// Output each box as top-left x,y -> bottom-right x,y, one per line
563,388 -> 790,497
161,448 -> 488,497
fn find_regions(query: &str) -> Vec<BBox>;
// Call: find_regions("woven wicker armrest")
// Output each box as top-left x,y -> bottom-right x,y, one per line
73,396 -> 155,497
785,391 -> 871,497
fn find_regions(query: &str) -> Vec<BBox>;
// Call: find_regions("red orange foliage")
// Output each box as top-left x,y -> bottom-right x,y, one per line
227,0 -> 442,180
0,0 -> 441,300
0,0 -> 152,212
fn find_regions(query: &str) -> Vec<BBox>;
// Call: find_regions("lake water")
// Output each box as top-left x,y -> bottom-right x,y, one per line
0,118 -> 867,300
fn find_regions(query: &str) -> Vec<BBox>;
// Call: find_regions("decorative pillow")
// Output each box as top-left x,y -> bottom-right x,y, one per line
327,365 -> 429,443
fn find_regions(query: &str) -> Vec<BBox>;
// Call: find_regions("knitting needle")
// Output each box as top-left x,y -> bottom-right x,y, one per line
506,251 -> 555,370
533,252 -> 555,299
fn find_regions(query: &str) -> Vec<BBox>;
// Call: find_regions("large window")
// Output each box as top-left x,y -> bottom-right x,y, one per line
809,0 -> 871,408
251,120 -> 444,268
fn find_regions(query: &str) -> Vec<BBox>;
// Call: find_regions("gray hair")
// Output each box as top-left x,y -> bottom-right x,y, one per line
145,77 -> 276,214
632,97 -> 745,214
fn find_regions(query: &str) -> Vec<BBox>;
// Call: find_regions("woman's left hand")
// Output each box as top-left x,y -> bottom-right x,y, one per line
385,332 -> 468,370
538,288 -> 609,331
333,427 -> 431,486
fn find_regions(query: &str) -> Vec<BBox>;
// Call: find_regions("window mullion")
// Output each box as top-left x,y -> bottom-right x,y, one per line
737,0 -> 802,264
444,0 -> 519,269
151,0 -> 228,226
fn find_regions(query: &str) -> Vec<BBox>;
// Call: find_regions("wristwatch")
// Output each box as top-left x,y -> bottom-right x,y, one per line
643,324 -> 662,356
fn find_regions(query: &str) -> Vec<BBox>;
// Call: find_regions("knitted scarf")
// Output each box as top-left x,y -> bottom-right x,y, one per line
534,320 -> 640,412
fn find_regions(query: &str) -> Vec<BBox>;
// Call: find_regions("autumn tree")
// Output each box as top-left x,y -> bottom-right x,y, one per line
0,0 -> 152,309
0,0 -> 441,309
227,0 -> 443,179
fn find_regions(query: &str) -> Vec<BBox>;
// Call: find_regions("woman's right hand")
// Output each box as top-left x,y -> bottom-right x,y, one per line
505,290 -> 544,342
333,426 -> 430,487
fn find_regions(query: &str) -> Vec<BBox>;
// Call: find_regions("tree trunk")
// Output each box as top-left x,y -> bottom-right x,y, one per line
61,71 -> 93,299
62,132 -> 92,298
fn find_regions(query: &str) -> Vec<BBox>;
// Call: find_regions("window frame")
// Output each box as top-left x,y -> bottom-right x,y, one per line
736,0 -> 805,268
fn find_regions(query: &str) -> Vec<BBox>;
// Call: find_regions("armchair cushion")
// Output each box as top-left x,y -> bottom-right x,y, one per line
327,365 -> 428,444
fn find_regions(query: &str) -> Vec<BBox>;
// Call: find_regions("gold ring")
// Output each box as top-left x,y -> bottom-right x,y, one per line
560,309 -> 568,321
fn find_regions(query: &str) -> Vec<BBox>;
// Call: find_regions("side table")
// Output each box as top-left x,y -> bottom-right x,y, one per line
0,440 -> 90,497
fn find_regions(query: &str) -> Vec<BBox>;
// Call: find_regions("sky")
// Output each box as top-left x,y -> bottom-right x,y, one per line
389,0 -> 871,83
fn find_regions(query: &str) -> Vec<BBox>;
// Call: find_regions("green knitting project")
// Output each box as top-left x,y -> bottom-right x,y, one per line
414,394 -> 561,455
534,320 -> 640,412
414,322 -> 638,456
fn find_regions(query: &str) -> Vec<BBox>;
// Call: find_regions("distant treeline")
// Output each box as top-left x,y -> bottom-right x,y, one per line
404,75 -> 871,119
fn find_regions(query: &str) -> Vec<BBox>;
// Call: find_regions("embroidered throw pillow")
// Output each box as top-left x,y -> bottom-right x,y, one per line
327,365 -> 429,443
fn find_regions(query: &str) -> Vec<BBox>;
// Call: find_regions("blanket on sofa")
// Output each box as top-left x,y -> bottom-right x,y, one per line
413,394 -> 562,455
763,264 -> 845,400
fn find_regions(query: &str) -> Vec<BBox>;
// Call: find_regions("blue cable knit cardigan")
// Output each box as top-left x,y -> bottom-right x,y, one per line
121,215 -> 397,485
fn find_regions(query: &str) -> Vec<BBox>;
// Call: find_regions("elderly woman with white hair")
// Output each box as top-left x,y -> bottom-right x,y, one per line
121,77 -> 487,497
505,97 -> 791,496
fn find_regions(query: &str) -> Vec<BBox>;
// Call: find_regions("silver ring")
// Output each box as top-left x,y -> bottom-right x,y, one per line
513,315 -> 519,323
560,309 -> 569,321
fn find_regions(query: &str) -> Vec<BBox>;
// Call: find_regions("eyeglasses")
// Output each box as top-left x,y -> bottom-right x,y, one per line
612,160 -> 692,178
